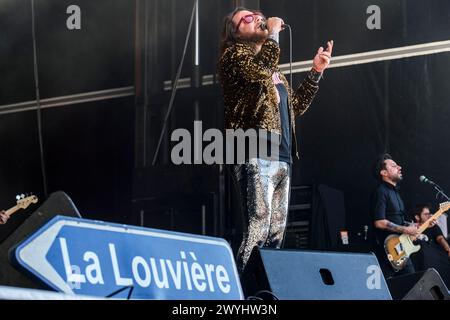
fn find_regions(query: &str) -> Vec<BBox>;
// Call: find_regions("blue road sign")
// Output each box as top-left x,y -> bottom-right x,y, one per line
13,216 -> 243,300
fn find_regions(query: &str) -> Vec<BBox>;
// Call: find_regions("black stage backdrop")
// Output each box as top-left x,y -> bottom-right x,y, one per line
0,0 -> 134,241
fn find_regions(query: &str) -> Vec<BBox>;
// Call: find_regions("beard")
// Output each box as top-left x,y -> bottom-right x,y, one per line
238,30 -> 268,45
392,174 -> 403,183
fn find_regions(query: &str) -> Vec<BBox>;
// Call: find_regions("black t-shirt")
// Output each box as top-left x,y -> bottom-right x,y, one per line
370,181 -> 409,244
422,224 -> 444,246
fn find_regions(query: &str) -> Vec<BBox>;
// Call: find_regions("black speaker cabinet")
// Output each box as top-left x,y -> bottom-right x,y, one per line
240,248 -> 392,300
387,268 -> 450,300
0,191 -> 81,288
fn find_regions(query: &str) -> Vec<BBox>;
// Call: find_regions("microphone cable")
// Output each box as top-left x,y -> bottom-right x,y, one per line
284,24 -> 293,87
281,23 -> 293,250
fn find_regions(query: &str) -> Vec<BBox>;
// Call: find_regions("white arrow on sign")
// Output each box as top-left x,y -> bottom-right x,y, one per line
18,220 -> 74,293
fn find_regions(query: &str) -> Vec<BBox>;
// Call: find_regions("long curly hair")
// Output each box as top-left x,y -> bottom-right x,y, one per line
219,7 -> 250,55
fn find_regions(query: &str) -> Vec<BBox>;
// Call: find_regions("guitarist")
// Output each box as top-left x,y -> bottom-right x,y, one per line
0,210 -> 8,225
413,204 -> 450,257
370,153 -> 419,278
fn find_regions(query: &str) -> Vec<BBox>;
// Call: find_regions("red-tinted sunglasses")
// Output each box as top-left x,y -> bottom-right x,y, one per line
235,12 -> 265,33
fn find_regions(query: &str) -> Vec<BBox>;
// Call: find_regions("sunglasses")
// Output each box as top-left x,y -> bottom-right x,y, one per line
235,12 -> 265,33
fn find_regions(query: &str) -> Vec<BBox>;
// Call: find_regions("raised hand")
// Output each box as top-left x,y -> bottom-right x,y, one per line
312,40 -> 333,73
266,17 -> 284,33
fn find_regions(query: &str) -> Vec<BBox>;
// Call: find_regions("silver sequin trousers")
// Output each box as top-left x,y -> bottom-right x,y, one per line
231,158 -> 290,273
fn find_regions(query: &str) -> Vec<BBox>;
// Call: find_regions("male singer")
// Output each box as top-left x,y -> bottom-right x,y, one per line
218,7 -> 333,273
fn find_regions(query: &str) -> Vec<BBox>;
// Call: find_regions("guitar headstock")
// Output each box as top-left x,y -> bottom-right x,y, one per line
439,201 -> 450,212
15,194 -> 39,210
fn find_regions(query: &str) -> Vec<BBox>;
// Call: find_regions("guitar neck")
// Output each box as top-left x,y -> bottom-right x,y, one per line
4,205 -> 20,217
417,208 -> 446,234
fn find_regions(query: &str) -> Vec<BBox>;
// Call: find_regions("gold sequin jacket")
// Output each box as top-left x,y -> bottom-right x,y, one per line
218,39 -> 319,158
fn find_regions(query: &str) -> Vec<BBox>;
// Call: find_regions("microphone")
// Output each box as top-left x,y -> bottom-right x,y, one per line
260,21 -> 268,30
260,20 -> 289,31
419,175 -> 437,186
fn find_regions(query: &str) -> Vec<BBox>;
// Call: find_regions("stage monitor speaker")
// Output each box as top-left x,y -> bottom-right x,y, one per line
0,191 -> 81,289
387,268 -> 450,300
240,248 -> 392,300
